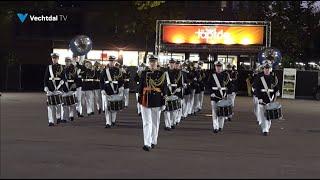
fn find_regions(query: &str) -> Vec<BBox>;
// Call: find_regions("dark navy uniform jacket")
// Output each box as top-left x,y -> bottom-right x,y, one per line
206,70 -> 230,102
253,72 -> 279,104
100,67 -> 124,95
44,63 -> 65,92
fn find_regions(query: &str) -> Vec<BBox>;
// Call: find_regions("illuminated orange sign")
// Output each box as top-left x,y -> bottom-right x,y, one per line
162,25 -> 264,45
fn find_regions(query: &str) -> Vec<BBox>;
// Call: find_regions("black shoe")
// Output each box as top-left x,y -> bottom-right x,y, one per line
77,112 -> 84,118
62,120 -> 67,123
103,110 -> 105,113
138,113 -> 141,116
105,124 -> 111,128
164,127 -> 171,131
228,118 -> 232,122
98,109 -> 102,114
176,122 -> 179,126
70,117 -> 74,121
57,119 -> 61,124
48,122 -> 54,127
263,132 -> 268,136
112,122 -> 116,127
213,129 -> 219,133
143,145 -> 151,151
125,106 -> 128,109
171,125 -> 175,129
89,112 -> 94,116
151,144 -> 156,149
219,128 -> 222,132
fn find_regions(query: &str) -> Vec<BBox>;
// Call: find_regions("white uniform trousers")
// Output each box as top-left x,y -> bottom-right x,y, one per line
182,94 -> 190,118
141,106 -> 161,147
175,99 -> 182,123
227,92 -> 236,118
164,110 -> 178,128
192,92 -> 200,113
94,89 -> 102,112
199,91 -> 204,110
211,101 -> 226,130
102,94 -> 118,125
76,87 -> 85,115
47,104 -> 62,123
62,105 -> 76,121
124,88 -> 130,107
257,104 -> 272,133
84,90 -> 95,114
188,90 -> 195,115
253,96 -> 260,123
136,93 -> 141,114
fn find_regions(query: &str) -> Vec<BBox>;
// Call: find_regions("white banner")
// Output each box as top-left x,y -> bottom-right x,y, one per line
282,68 -> 297,99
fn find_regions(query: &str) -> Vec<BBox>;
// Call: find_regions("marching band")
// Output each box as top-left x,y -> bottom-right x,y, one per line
44,51 -> 283,151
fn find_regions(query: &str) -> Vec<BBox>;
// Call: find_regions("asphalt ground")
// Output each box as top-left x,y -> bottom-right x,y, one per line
1,93 -> 320,178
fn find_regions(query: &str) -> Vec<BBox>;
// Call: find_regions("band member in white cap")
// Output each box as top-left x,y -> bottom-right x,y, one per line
206,60 -> 230,133
163,58 -> 182,130
253,60 -> 280,136
138,55 -> 167,151
75,56 -> 85,117
61,57 -> 78,122
181,61 -> 191,119
93,61 -> 103,114
121,65 -> 130,108
134,63 -> 146,116
44,53 -> 65,126
81,60 -> 96,116
225,63 -> 238,121
198,61 -> 206,111
174,60 -> 183,125
100,56 -> 124,128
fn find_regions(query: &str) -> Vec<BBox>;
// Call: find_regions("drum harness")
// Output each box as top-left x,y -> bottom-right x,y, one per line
49,64 -> 64,93
211,73 -> 227,100
260,76 -> 275,105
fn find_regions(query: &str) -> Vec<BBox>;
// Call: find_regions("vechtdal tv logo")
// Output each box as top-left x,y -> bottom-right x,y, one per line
17,13 -> 68,23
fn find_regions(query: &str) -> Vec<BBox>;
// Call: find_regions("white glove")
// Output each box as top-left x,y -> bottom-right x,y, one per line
161,105 -> 166,111
183,84 -> 187,88
258,99 -> 263,104
101,90 -> 106,95
193,78 -> 197,81
175,88 -> 181,93
276,91 -> 280,97
210,93 -> 215,97
44,87 -> 49,93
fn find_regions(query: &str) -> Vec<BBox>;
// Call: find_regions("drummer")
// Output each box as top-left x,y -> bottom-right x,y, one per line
100,56 -> 124,128
253,60 -> 280,136
44,52 -> 65,126
163,58 -> 182,130
174,60 -> 183,125
206,60 -> 230,133
61,57 -> 78,122
138,55 -> 167,151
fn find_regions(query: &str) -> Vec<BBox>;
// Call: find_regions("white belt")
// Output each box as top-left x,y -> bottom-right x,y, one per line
67,80 -> 74,83
169,84 -> 177,87
261,89 -> 274,92
105,81 -> 118,84
124,79 -> 130,81
49,77 -> 61,80
136,82 -> 140,85
78,75 -> 82,78
83,79 -> 94,82
212,87 -> 227,90
94,79 -> 100,82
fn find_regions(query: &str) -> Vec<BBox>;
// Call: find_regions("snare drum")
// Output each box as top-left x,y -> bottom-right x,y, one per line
265,102 -> 282,120
216,99 -> 233,117
165,95 -> 181,111
62,92 -> 77,106
47,91 -> 63,106
107,95 -> 125,111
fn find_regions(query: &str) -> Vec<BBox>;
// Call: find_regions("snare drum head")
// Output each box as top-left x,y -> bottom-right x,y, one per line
266,102 -> 281,110
167,95 -> 178,101
217,99 -> 232,107
109,95 -> 123,101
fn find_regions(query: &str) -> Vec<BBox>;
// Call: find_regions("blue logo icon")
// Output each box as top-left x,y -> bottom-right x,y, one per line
17,13 -> 28,23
